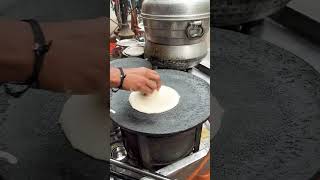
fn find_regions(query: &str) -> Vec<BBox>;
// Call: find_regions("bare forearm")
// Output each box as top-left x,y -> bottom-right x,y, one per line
0,19 -> 33,82
39,18 -> 107,93
0,18 -> 107,94
110,67 -> 120,88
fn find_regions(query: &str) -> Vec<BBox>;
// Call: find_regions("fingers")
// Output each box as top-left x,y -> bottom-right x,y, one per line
146,72 -> 160,84
146,79 -> 157,91
139,82 -> 153,95
156,80 -> 161,90
121,67 -> 162,94
145,70 -> 161,90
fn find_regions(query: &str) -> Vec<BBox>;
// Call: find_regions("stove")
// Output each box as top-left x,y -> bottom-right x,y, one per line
110,120 -> 211,180
109,52 -> 213,180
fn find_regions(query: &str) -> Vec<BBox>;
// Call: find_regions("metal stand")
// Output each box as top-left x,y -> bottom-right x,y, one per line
119,0 -> 135,39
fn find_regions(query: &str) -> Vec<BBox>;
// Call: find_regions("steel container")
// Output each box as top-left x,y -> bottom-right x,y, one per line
141,0 -> 210,70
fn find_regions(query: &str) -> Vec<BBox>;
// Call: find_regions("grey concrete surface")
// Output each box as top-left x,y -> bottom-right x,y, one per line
212,28 -> 320,180
0,89 -> 109,180
288,0 -> 320,22
0,0 -> 107,21
212,18 -> 320,179
250,18 -> 320,73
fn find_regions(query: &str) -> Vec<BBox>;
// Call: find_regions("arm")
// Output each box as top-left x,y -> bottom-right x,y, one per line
0,18 -> 107,94
110,66 -> 121,88
0,20 -> 34,82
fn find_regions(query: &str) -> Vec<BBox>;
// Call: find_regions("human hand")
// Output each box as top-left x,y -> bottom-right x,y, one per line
124,67 -> 161,89
122,67 -> 161,95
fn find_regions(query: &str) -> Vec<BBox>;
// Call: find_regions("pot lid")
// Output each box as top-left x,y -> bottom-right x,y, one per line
141,0 -> 210,21
110,69 -> 210,135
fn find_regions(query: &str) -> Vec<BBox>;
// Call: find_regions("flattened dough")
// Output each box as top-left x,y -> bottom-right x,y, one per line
129,85 -> 180,114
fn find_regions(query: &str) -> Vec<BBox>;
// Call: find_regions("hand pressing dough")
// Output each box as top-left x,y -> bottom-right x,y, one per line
129,85 -> 180,114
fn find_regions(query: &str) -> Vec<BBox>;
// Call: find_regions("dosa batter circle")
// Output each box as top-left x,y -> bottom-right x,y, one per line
129,85 -> 180,114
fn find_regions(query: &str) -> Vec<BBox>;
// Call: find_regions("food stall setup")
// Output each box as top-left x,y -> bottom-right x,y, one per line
1,0 -> 319,180
109,0 -> 214,179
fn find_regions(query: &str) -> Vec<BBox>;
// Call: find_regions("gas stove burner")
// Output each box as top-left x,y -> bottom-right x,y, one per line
111,143 -> 127,161
110,120 -> 212,179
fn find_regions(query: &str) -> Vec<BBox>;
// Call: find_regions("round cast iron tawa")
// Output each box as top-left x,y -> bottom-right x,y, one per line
111,69 -> 210,135
111,57 -> 152,69
212,28 -> 320,179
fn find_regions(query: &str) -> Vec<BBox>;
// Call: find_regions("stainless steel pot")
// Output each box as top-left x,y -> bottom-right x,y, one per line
141,0 -> 210,70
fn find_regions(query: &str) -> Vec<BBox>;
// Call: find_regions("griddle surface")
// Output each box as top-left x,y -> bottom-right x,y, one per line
111,57 -> 152,69
111,69 -> 210,135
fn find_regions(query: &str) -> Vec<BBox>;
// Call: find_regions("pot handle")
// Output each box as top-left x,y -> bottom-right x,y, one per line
186,21 -> 204,40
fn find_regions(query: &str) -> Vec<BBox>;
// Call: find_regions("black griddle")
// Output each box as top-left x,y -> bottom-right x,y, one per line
211,28 -> 320,179
111,57 -> 152,69
111,69 -> 210,135
0,90 -> 108,180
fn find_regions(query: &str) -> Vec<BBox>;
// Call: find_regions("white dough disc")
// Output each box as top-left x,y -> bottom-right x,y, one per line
129,85 -> 180,114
